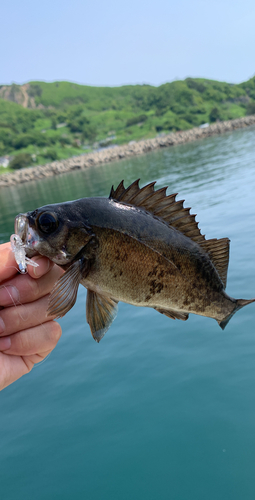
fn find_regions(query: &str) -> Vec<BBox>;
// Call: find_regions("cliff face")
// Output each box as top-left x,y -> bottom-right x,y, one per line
0,84 -> 37,108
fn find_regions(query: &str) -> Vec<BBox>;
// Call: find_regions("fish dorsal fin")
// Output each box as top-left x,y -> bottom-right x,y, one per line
109,180 -> 126,200
110,179 -> 205,245
200,238 -> 230,289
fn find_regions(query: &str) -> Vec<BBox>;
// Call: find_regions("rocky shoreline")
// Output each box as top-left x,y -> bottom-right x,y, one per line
1,115 -> 255,188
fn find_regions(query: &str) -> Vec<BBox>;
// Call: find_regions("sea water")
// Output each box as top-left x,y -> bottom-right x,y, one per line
0,126 -> 255,500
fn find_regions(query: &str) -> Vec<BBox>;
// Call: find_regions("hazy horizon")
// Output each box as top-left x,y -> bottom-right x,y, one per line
2,75 -> 254,88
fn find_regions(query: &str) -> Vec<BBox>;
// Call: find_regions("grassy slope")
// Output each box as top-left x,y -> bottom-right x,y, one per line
0,76 -> 255,168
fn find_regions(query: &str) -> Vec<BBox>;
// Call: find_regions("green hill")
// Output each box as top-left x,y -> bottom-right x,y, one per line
0,77 -> 255,171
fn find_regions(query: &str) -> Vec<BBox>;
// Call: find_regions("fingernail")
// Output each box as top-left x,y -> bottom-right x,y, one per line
32,257 -> 50,277
0,316 -> 5,334
0,336 -> 11,351
0,286 -> 20,306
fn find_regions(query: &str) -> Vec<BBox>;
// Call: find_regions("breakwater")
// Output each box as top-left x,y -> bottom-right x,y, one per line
1,115 -> 255,188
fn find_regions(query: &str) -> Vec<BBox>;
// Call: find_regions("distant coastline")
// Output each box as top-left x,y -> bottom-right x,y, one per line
1,115 -> 255,189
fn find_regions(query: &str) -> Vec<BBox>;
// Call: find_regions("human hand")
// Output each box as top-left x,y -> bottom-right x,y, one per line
0,242 -> 63,391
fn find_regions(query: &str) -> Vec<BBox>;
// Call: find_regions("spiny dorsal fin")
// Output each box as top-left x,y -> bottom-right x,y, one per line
109,179 -> 205,245
200,238 -> 230,289
109,180 -> 126,200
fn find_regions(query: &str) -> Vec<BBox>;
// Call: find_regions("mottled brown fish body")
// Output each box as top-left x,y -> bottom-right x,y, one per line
14,179 -> 255,341
81,224 -> 235,323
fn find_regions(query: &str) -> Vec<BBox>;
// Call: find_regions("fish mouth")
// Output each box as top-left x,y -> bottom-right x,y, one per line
15,214 -> 40,257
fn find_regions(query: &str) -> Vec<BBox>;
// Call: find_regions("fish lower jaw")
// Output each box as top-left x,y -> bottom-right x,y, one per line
51,252 -> 72,265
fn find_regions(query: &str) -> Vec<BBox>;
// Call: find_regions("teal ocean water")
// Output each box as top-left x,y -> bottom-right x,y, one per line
0,127 -> 255,500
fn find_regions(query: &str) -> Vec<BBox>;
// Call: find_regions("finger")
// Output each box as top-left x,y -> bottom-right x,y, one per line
0,322 -> 61,391
0,242 -> 54,280
0,264 -> 64,307
27,256 -> 54,279
0,352 -> 30,391
0,320 -> 62,356
21,349 -> 54,368
0,243 -> 18,282
0,295 -> 57,337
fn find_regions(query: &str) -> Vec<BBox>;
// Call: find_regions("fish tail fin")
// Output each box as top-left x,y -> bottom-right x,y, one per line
218,298 -> 255,330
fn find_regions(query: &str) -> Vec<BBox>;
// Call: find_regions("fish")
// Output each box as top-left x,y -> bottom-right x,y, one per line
14,179 -> 255,342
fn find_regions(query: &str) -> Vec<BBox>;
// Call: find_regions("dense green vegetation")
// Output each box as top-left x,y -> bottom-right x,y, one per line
0,76 -> 255,170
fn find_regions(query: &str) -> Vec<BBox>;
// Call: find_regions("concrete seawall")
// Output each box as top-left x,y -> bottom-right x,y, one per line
1,115 -> 255,188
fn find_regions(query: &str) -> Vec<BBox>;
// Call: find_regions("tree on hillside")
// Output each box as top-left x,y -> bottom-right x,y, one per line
27,84 -> 42,98
209,107 -> 221,122
82,123 -> 97,143
246,101 -> 255,115
9,153 -> 32,169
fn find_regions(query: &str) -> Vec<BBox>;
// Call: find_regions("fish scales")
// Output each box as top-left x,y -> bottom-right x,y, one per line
84,227 -> 232,321
14,179 -> 255,342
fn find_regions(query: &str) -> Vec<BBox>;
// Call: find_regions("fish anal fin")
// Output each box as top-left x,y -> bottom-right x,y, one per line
109,180 -> 205,245
155,307 -> 189,322
200,238 -> 230,288
47,260 -> 82,318
86,290 -> 118,342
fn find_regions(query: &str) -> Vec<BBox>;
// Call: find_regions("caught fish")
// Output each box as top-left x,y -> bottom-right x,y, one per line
14,180 -> 254,341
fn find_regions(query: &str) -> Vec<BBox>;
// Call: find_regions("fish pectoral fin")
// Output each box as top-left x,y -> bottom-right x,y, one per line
155,307 -> 189,321
86,290 -> 118,342
47,260 -> 81,318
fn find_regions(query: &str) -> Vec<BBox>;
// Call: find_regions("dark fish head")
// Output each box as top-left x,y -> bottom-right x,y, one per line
15,203 -> 92,266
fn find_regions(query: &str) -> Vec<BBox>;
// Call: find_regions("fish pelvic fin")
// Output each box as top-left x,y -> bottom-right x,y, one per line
218,297 -> 255,330
86,290 -> 118,342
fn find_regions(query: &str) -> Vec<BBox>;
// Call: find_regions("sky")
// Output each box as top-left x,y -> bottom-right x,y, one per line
1,0 -> 255,87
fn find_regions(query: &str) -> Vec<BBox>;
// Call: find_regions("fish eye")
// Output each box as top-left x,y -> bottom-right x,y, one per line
37,212 -> 59,234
